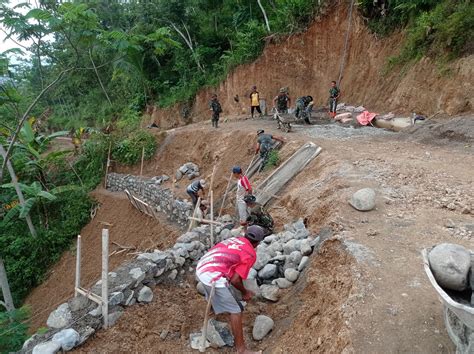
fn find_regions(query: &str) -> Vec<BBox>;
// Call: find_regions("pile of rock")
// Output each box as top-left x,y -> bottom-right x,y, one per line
428,243 -> 474,305
106,173 -> 193,226
175,162 -> 200,181
22,226 -> 213,353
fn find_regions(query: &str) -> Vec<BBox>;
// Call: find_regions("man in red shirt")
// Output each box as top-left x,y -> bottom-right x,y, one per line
196,225 -> 265,354
232,166 -> 252,227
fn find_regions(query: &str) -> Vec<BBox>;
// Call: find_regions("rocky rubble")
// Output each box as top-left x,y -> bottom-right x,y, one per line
107,173 -> 194,226
175,162 -> 200,181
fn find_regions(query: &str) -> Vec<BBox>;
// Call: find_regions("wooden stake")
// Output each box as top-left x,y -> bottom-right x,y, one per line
75,235 -> 81,297
209,165 -> 217,192
199,282 -> 216,352
101,229 -> 109,329
218,172 -> 233,217
140,146 -> 145,177
245,154 -> 257,175
210,190 -> 214,246
188,216 -> 224,226
104,141 -> 111,189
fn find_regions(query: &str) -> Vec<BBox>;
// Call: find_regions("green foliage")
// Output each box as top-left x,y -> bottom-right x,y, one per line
264,150 -> 280,170
112,130 -> 157,165
272,0 -> 324,33
359,0 -> 474,64
0,307 -> 30,353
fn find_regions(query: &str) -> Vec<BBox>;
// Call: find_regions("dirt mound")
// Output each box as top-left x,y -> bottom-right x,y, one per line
152,3 -> 473,129
24,189 -> 180,332
72,239 -> 353,353
402,115 -> 474,148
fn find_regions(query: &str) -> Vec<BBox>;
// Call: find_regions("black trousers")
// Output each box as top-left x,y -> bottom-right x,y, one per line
251,105 -> 262,116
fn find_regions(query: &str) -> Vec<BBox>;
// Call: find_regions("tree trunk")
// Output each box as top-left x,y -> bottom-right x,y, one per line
257,0 -> 271,32
0,256 -> 15,312
0,144 -> 37,238
89,49 -> 112,106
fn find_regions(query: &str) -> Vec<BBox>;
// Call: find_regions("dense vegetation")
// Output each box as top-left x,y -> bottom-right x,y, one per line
0,0 -> 472,351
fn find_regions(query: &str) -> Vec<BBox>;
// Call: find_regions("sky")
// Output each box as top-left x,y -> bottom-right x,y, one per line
0,0 -> 35,59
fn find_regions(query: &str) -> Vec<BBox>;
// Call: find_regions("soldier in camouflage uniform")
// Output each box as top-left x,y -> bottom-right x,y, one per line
209,94 -> 222,128
328,81 -> 340,118
295,95 -> 314,124
255,129 -> 285,172
272,87 -> 291,113
244,195 -> 274,236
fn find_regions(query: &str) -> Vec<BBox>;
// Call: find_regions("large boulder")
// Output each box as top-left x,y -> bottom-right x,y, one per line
258,264 -> 278,280
52,328 -> 80,351
46,303 -> 72,329
429,243 -> 471,291
252,315 -> 274,340
349,188 -> 376,211
138,286 -> 154,303
260,285 -> 279,302
32,341 -> 61,354
206,319 -> 234,348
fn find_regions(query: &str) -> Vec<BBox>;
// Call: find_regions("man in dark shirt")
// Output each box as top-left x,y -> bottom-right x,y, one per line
255,129 -> 284,171
328,81 -> 340,118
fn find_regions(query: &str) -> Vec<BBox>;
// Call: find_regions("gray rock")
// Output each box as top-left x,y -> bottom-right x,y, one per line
32,341 -> 61,354
161,175 -> 170,182
264,235 -> 278,243
220,229 -> 231,240
77,326 -> 95,346
47,303 -> 72,329
298,256 -> 310,271
284,268 -> 299,282
196,282 -> 206,296
283,239 -> 297,255
252,315 -> 274,340
248,268 -> 258,279
206,319 -> 234,347
300,240 -> 312,256
231,228 -> 242,237
281,231 -> 296,243
179,165 -> 188,174
137,252 -> 168,264
254,252 -> 272,270
293,218 -> 306,230
260,285 -> 279,302
168,269 -> 178,280
289,251 -> 303,266
272,278 -> 293,289
174,256 -> 186,267
109,292 -> 124,306
52,328 -> 80,351
190,332 -> 210,350
268,242 -> 283,254
124,290 -> 135,306
350,188 -> 376,211
429,243 -> 471,291
107,310 -> 123,327
129,267 -> 146,284
258,264 -> 278,280
243,278 -> 260,296
88,305 -> 102,317
309,236 -> 322,249
68,295 -> 90,312
138,286 -> 154,303
175,170 -> 183,181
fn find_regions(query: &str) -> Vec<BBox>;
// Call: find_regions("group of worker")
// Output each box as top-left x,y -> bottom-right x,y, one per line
185,135 -> 281,353
208,81 -> 341,127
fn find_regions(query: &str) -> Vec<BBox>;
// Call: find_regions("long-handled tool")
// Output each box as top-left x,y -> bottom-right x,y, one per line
199,282 -> 216,352
218,172 -> 233,218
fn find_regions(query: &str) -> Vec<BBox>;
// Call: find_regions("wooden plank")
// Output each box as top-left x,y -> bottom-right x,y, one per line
101,229 -> 109,329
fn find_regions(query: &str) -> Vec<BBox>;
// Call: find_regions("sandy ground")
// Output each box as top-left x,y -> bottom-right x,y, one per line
26,115 -> 473,352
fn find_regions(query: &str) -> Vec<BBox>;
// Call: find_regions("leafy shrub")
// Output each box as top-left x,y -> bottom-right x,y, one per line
0,307 -> 30,353
112,129 -> 157,165
272,0 -> 324,33
264,150 -> 280,170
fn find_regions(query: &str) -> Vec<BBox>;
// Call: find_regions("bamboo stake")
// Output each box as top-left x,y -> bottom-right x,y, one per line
210,190 -> 214,246
209,165 -> 217,193
199,282 -> 216,352
140,146 -> 145,177
218,172 -> 233,217
101,229 -> 109,329
104,141 -> 111,189
188,217 -> 224,226
75,235 -> 81,297
245,154 -> 257,175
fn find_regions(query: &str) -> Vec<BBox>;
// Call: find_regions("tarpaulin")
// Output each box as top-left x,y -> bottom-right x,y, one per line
357,111 -> 378,126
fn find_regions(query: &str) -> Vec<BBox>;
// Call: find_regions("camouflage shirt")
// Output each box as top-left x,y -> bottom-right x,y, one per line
329,87 -> 340,99
247,203 -> 274,231
209,99 -> 222,113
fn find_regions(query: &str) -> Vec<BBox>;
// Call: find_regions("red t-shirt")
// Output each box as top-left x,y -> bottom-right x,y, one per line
196,237 -> 256,287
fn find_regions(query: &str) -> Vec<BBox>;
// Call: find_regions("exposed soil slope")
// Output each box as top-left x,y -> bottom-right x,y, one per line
151,3 -> 473,129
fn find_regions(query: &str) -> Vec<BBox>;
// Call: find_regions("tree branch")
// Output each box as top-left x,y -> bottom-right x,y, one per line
257,0 -> 271,32
0,68 -> 73,183
89,48 -> 112,106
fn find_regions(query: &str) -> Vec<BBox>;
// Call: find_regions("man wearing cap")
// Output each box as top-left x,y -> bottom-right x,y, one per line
232,166 -> 252,227
196,225 -> 265,354
186,179 -> 207,207
255,129 -> 285,171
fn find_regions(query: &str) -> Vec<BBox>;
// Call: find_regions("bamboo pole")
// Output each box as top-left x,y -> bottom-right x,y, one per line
101,229 -> 109,329
75,235 -> 81,297
245,154 -> 257,175
188,216 -> 224,226
199,282 -> 216,352
140,146 -> 145,177
209,165 -> 217,192
104,141 -> 111,189
218,172 -> 233,217
210,190 -> 214,246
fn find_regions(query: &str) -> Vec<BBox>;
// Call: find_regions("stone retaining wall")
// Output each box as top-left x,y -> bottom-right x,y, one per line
106,173 -> 193,227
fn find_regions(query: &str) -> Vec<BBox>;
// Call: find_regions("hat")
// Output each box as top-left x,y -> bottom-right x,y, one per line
257,129 -> 264,135
279,87 -> 286,93
232,166 -> 242,174
200,179 -> 207,187
245,225 -> 265,242
244,195 -> 256,204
